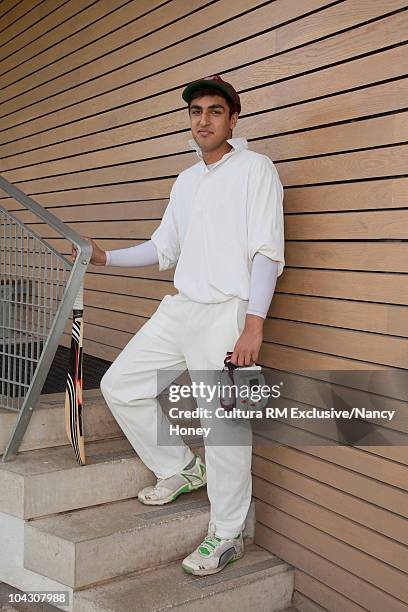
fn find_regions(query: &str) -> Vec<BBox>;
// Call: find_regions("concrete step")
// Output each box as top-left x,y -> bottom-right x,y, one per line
0,438 -> 155,519
73,544 -> 294,612
24,491 -> 255,589
1,389 -> 123,456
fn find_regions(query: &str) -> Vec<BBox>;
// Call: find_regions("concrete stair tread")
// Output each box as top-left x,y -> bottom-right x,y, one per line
24,490 -> 255,589
0,438 -> 135,476
0,439 -> 156,519
26,489 -> 210,543
73,544 -> 292,612
1,390 -> 123,456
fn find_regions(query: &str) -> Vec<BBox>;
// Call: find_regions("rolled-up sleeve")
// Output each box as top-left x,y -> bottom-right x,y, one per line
247,157 -> 285,276
150,182 -> 180,271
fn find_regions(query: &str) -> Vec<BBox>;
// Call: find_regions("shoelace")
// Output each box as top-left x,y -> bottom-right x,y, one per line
199,534 -> 222,555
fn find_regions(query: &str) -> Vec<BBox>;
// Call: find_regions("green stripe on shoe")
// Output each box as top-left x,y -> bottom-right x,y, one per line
170,484 -> 191,501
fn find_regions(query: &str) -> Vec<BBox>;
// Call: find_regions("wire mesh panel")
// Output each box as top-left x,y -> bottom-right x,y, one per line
0,208 -> 71,412
0,175 -> 91,462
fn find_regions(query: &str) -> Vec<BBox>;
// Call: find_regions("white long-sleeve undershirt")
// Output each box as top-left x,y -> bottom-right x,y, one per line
105,241 -> 278,319
246,254 -> 278,319
105,240 -> 158,267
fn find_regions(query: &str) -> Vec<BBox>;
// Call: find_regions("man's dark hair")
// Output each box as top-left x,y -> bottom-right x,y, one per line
188,87 -> 236,118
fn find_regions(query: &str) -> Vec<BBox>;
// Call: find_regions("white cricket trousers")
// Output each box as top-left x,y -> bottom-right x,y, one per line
100,292 -> 253,539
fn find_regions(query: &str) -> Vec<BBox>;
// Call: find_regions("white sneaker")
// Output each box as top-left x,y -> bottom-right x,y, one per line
182,526 -> 244,576
138,455 -> 206,505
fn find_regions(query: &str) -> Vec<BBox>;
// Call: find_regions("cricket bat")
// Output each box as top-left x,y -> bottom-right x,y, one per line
65,279 -> 86,465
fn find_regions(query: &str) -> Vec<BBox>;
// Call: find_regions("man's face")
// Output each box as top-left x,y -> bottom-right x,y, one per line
189,94 -> 238,152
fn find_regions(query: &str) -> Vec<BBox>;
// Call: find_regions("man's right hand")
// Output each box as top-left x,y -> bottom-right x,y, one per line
71,236 -> 107,266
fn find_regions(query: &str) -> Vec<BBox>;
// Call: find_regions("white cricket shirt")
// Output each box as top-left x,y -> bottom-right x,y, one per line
150,137 -> 285,303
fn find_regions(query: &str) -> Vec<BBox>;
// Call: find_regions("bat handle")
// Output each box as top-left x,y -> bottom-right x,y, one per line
73,278 -> 84,311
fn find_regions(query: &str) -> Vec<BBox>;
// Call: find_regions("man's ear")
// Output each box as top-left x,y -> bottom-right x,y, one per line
230,111 -> 239,130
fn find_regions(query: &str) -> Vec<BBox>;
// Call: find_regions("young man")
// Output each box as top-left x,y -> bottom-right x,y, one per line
75,75 -> 284,575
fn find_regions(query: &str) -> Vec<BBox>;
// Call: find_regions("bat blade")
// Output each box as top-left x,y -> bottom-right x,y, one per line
65,279 -> 86,465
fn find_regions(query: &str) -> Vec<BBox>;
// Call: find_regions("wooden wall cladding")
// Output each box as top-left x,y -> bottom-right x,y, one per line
1,2 -> 407,610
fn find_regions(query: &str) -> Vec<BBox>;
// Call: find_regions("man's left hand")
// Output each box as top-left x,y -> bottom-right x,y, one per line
230,314 -> 264,366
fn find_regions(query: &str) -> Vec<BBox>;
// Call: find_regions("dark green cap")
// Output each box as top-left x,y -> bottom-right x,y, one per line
182,75 -> 241,114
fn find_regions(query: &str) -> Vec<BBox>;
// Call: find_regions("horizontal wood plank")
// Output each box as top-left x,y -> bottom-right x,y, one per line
0,0 -> 164,76
0,0 -> 44,38
293,590 -> 330,612
5,223 -> 408,273
255,523 -> 408,611
57,321 -> 389,371
264,318 -> 408,368
0,0 -> 23,22
2,2 -> 406,133
255,501 -> 407,602
253,442 -> 408,516
75,288 -> 408,338
2,82 -> 407,177
285,178 -> 408,213
252,462 -> 408,544
21,207 -> 408,244
0,0 -> 66,52
294,572 -> 368,612
252,474 -> 408,570
0,0 -> 335,116
3,142 -> 407,194
0,0 -> 260,95
4,179 -> 407,215
2,43 -> 405,159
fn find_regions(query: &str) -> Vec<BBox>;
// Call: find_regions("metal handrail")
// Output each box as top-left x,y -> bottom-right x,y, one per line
0,175 -> 92,462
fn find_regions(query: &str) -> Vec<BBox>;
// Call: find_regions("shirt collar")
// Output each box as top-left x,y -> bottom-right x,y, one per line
188,137 -> 248,168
